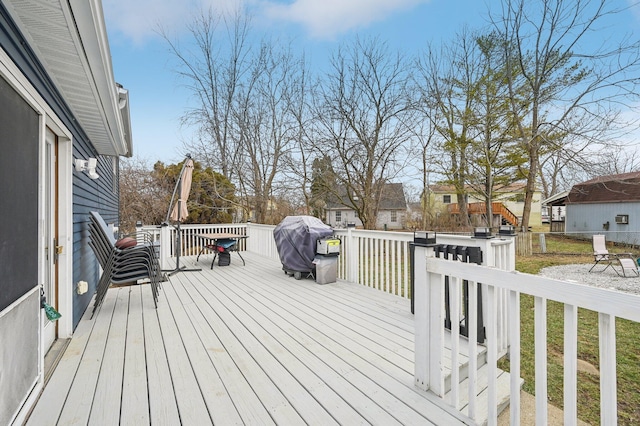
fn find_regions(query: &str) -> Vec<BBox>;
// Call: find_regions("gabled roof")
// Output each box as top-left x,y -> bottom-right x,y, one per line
378,183 -> 407,209
326,183 -> 407,210
567,172 -> 640,204
4,0 -> 132,157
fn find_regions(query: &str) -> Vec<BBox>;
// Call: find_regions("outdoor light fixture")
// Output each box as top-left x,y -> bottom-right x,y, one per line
413,230 -> 437,246
473,226 -> 493,239
498,225 -> 516,236
75,158 -> 99,180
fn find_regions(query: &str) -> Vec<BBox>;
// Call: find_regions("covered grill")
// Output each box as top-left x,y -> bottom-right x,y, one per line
273,216 -> 333,279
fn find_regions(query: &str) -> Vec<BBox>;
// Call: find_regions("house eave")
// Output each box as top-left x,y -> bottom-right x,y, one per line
4,0 -> 131,157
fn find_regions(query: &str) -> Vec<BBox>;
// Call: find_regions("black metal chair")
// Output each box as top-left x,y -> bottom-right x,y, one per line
88,211 -> 163,316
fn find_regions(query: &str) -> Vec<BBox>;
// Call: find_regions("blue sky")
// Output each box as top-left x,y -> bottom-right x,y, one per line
102,0 -> 640,165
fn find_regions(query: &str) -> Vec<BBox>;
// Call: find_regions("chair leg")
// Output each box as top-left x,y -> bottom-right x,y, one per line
589,259 -> 611,273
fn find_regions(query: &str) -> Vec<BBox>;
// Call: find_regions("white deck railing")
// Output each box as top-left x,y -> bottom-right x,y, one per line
246,223 -> 280,261
413,245 -> 640,425
142,223 -> 247,269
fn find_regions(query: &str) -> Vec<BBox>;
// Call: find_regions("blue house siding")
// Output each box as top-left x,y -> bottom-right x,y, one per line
566,202 -> 640,246
0,3 -> 122,328
72,155 -> 120,325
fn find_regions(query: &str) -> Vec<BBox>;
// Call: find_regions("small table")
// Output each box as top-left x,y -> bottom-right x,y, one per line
196,233 -> 248,269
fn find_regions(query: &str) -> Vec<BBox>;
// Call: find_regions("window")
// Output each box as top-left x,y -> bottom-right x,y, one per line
335,211 -> 342,223
443,195 -> 451,203
390,210 -> 397,222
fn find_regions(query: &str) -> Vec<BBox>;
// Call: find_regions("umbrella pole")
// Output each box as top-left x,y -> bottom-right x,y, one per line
163,156 -> 201,275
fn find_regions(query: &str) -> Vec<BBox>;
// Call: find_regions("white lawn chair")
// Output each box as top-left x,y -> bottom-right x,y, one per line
615,254 -> 640,278
589,234 -> 613,273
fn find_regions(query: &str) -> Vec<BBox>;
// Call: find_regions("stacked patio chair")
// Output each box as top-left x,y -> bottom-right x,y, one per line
88,211 -> 163,316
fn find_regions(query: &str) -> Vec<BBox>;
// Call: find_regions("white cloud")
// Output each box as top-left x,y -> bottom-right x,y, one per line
260,0 -> 430,39
103,0 -> 432,44
103,0 -> 243,44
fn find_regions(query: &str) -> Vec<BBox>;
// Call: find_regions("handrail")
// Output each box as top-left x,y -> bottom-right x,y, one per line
413,248 -> 640,425
448,202 -> 519,226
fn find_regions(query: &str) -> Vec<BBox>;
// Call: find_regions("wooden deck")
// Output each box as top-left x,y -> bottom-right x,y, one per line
27,252 -> 471,425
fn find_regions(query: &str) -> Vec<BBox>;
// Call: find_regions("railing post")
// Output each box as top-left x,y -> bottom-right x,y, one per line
500,234 -> 516,272
347,226 -> 359,284
414,244 -> 444,396
599,313 -> 617,425
159,223 -> 171,270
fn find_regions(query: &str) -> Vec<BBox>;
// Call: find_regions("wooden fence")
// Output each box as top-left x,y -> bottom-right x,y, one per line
515,232 -> 532,256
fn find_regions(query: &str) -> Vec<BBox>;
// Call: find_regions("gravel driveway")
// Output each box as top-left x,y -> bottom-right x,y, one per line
539,262 -> 640,295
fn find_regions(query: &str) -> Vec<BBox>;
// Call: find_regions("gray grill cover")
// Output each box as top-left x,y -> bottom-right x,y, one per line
274,216 -> 333,272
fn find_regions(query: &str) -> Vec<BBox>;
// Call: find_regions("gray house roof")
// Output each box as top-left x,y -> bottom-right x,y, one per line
325,183 -> 407,210
378,183 -> 407,209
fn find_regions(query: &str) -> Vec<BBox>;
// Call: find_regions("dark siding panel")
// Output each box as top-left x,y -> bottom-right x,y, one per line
72,153 -> 119,325
0,74 -> 39,311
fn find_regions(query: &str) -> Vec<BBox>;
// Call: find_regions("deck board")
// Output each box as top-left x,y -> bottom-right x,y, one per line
88,288 -> 128,425
178,271 -> 374,425
120,285 -> 150,424
172,274 -> 309,425
57,290 -> 117,425
155,280 -> 213,424
202,267 -> 422,425
141,284 -> 181,425
27,252 -> 471,425
175,283 -> 275,425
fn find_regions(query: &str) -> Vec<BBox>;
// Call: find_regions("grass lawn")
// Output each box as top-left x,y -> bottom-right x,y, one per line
506,234 -> 640,425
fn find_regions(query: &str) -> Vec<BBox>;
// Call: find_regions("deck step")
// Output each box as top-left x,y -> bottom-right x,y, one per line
445,363 -> 523,426
442,334 -> 488,393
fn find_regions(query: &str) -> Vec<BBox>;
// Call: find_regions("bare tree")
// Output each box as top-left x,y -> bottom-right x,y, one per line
407,118 -> 438,230
494,0 -> 640,229
161,8 -> 252,181
163,9 -> 309,224
279,53 -> 318,217
234,41 -> 302,224
119,157 -> 171,233
316,36 -> 416,229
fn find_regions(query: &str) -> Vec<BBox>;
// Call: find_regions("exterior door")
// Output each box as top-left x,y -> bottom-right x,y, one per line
43,128 -> 58,352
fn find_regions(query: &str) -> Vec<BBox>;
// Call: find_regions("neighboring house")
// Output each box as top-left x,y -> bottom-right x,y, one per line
325,183 -> 408,230
565,172 -> 640,245
542,190 -> 569,232
0,1 -> 131,424
429,183 -> 544,227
